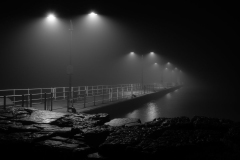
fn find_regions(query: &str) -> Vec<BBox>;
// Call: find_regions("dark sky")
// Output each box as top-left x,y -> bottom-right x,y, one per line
0,1 -> 239,89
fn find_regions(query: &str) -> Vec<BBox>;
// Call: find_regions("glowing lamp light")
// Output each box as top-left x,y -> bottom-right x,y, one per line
47,13 -> 56,22
89,12 -> 97,16
154,63 -> 157,65
130,52 -> 134,55
150,52 -> 154,55
167,62 -> 170,65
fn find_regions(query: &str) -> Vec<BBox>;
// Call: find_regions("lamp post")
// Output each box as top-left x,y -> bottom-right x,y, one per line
130,52 -> 155,94
141,54 -> 143,93
67,20 -> 74,110
46,12 -> 98,112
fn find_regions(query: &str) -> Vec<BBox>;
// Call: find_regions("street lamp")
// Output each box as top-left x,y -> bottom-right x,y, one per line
46,12 -> 100,112
89,12 -> 97,16
154,63 -> 164,86
46,13 -> 74,111
130,52 -> 155,93
47,13 -> 56,22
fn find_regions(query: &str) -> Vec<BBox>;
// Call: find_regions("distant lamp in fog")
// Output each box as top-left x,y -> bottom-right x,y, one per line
47,13 -> 56,22
150,52 -> 154,55
130,52 -> 134,55
154,63 -> 157,65
167,62 -> 170,65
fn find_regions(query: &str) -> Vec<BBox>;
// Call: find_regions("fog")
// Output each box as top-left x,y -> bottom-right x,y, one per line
0,14 -> 191,89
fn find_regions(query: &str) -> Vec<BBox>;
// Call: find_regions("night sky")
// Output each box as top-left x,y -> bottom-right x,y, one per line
0,1 -> 239,90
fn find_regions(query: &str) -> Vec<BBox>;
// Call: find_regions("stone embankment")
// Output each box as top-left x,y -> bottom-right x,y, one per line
1,106 -> 240,159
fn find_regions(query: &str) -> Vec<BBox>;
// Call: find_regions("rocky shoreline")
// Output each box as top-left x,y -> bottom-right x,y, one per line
1,107 -> 240,159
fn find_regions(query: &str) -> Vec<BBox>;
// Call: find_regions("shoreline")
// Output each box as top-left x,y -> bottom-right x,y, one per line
1,106 -> 240,159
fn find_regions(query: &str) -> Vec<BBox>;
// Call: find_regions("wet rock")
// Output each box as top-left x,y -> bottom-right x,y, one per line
104,118 -> 141,127
51,113 -> 109,128
191,116 -> 233,131
144,117 -> 170,126
125,122 -> 142,127
160,116 -> 192,129
1,107 -> 240,159
20,110 -> 67,124
72,147 -> 93,158
87,113 -> 110,125
87,152 -> 105,159
0,120 -> 12,124
83,126 -> 112,147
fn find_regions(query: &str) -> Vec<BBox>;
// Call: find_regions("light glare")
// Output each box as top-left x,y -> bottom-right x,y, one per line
47,13 -> 56,22
89,12 -> 97,16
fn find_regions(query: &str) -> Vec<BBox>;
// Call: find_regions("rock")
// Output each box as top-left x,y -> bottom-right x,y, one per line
105,118 -> 141,127
125,122 -> 142,127
83,126 -> 111,146
87,152 -> 105,159
1,107 -> 240,159
72,147 -> 93,157
191,116 -> 228,130
19,110 -> 67,124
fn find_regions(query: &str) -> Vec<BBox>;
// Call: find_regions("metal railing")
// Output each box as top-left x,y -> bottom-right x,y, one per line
0,83 -> 165,111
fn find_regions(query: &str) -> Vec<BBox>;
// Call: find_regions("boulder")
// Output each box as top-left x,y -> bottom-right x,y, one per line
105,118 -> 141,127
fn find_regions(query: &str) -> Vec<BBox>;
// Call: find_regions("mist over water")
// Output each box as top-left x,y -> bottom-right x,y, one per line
92,83 -> 239,123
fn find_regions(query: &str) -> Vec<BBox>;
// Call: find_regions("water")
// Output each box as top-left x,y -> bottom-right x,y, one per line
89,84 -> 239,123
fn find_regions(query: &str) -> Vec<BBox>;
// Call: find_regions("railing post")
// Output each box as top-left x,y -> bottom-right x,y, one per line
71,87 -> 73,102
50,92 -> 53,111
41,89 -> 43,103
44,93 -> 46,110
84,93 -> 86,108
54,88 -> 56,100
30,94 -> 32,107
3,95 -> 6,110
63,87 -> 65,100
102,89 -> 104,104
111,88 -> 113,101
26,94 -> 29,107
131,84 -> 133,97
109,88 -> 111,102
122,87 -> 123,98
13,89 -> 15,106
22,94 -> 24,107
85,86 -> 88,97
93,92 -> 95,106
117,87 -> 118,100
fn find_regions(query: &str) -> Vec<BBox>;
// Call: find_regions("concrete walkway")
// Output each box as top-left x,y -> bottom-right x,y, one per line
31,90 -> 156,113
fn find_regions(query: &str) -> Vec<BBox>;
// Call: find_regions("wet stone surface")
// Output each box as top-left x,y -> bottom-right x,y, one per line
1,107 -> 240,159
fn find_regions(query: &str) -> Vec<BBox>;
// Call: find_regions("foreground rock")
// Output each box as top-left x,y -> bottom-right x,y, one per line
104,118 -> 141,127
1,107 -> 240,159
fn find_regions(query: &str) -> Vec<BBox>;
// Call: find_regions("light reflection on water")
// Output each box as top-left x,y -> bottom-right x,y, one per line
88,85 -> 239,123
119,85 -> 240,123
126,102 -> 159,122
124,90 -> 178,122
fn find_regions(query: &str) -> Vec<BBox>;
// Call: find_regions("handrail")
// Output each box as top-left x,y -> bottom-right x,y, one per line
0,83 -> 170,111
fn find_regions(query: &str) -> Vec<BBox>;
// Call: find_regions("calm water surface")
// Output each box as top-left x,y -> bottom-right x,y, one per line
98,85 -> 239,123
